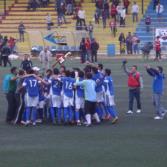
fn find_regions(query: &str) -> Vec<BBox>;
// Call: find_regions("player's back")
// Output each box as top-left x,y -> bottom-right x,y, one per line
61,77 -> 75,97
23,76 -> 39,97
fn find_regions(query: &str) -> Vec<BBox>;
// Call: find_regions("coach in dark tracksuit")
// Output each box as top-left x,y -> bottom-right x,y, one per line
122,60 -> 143,114
6,67 -> 18,123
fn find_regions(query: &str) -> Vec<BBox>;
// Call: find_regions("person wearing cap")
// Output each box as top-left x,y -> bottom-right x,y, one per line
39,47 -> 52,71
145,65 -> 166,120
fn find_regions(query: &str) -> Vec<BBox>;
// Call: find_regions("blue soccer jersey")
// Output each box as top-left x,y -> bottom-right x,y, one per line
50,79 -> 62,96
76,78 -> 84,98
23,76 -> 39,97
38,82 -> 45,101
61,77 -> 75,97
104,76 -> 114,96
92,72 -> 104,92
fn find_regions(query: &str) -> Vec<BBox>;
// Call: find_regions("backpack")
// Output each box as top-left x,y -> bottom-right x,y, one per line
2,74 -> 12,93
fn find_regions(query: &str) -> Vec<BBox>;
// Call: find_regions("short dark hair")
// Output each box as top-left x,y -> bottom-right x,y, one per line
105,68 -> 111,76
46,69 -> 52,74
70,71 -> 75,78
78,70 -> 84,78
27,68 -> 34,74
98,64 -> 103,70
65,70 -> 71,77
132,65 -> 137,70
18,69 -> 25,76
10,67 -> 17,74
92,67 -> 98,74
157,66 -> 163,73
53,68 -> 59,75
85,72 -> 92,79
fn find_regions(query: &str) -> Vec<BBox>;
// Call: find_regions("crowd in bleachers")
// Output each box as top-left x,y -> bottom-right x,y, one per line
27,0 -> 50,11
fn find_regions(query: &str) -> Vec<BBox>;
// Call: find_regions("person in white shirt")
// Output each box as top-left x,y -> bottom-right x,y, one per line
120,7 -> 126,26
76,7 -> 86,29
156,2 -> 164,22
39,47 -> 52,71
131,1 -> 139,22
46,13 -> 52,30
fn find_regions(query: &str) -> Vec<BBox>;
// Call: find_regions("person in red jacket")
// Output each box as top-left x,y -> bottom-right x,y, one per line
122,60 -> 143,114
85,37 -> 91,61
154,36 -> 161,61
123,0 -> 130,14
110,4 -> 117,21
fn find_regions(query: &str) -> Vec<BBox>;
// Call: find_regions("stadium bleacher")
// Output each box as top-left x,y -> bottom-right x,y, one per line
0,0 -> 152,54
136,0 -> 167,52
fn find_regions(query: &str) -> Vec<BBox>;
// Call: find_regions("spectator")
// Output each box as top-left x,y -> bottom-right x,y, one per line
18,22 -> 25,42
95,0 -> 103,18
110,4 -> 117,21
126,32 -> 133,54
120,7 -> 126,26
85,37 -> 91,61
39,47 -> 52,70
104,0 -> 110,19
79,38 -> 87,63
20,54 -> 33,72
119,32 -> 126,54
91,38 -> 99,62
131,1 -> 139,22
66,0 -> 73,15
132,33 -> 140,55
153,0 -> 159,10
1,43 -> 12,67
94,9 -> 100,24
154,36 -> 161,61
116,2 -> 123,22
87,21 -> 94,40
57,2 -> 66,26
123,0 -> 130,14
102,9 -> 107,28
46,13 -> 52,30
156,2 -> 164,22
8,37 -> 16,53
109,19 -> 117,37
76,7 -> 86,30
145,15 -> 151,32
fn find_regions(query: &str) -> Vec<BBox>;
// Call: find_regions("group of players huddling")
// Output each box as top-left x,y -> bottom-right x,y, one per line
4,61 -> 118,127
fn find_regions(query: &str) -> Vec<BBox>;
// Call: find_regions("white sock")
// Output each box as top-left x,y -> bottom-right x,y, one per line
85,114 -> 91,125
93,113 -> 100,123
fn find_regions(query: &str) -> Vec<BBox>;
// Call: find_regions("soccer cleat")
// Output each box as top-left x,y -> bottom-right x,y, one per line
127,110 -> 133,114
77,121 -> 82,126
154,116 -> 163,120
25,120 -> 31,126
112,117 -> 118,124
136,109 -> 141,114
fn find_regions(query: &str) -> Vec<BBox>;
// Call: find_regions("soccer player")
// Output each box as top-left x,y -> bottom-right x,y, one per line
122,60 -> 143,114
22,69 -> 40,126
92,67 -> 106,120
49,68 -> 62,124
60,70 -> 75,124
145,65 -> 166,120
104,69 -> 118,124
75,72 -> 100,126
75,70 -> 85,125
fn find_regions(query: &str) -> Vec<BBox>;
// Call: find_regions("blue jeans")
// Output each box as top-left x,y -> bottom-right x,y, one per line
133,44 -> 139,54
132,13 -> 138,22
153,93 -> 166,117
129,88 -> 141,111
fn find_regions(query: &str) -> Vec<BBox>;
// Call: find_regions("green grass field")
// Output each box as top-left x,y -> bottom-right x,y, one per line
0,58 -> 167,167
